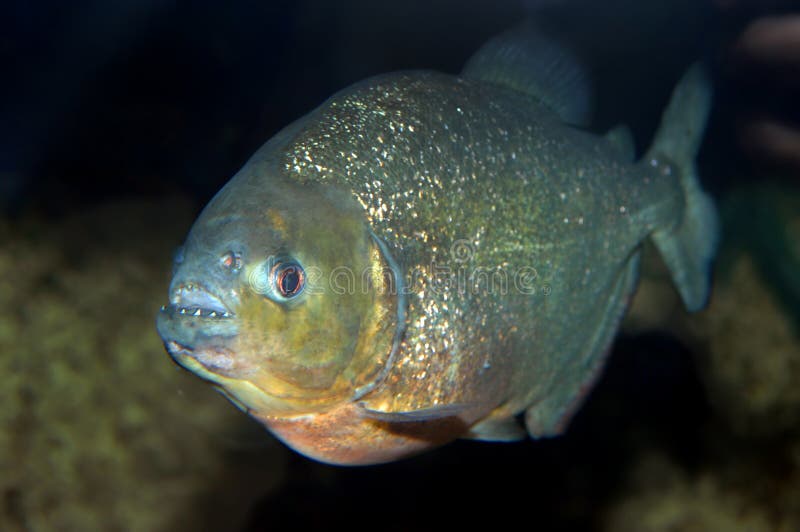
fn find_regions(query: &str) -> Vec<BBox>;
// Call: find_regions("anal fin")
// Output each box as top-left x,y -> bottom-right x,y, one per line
525,253 -> 641,438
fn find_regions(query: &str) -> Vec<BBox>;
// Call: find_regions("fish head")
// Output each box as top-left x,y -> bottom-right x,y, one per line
156,160 -> 399,420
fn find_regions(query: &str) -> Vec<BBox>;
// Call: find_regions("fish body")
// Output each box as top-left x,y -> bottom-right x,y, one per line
156,26 -> 717,465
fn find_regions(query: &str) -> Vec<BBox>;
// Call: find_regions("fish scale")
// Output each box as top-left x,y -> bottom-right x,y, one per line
280,71 -> 674,423
156,25 -> 717,465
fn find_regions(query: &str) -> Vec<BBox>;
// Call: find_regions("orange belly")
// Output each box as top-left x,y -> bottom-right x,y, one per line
258,402 -> 469,465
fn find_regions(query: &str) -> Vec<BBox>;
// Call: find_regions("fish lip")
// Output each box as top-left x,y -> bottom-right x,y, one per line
165,282 -> 234,319
164,340 -> 236,374
165,339 -> 196,359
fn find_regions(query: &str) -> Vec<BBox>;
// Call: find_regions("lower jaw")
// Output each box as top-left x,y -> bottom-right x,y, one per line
166,341 -> 237,380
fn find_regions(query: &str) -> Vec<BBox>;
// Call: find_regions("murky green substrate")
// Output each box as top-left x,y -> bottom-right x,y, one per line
0,199 -> 287,532
0,185 -> 798,531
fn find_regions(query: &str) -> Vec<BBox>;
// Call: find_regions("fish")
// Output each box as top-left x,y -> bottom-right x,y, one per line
156,23 -> 718,465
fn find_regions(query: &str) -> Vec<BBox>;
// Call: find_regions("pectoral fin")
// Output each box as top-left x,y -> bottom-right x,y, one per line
357,402 -> 475,423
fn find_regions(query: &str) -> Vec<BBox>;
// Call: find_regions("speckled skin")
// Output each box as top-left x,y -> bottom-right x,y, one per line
158,70 -> 684,465
278,70 -> 679,415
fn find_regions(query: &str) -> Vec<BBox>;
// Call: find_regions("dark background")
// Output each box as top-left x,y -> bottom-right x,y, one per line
2,1 -> 798,530
4,0 -> 796,217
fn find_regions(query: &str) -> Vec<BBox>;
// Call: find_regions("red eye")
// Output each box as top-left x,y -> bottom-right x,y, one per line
272,262 -> 305,298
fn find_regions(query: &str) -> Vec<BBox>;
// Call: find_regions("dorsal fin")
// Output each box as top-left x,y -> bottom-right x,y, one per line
462,21 -> 592,126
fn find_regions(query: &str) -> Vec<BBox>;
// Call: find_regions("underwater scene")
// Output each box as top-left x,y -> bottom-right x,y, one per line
1,0 -> 799,530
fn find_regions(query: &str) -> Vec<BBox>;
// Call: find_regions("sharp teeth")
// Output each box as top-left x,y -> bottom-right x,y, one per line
173,304 -> 232,319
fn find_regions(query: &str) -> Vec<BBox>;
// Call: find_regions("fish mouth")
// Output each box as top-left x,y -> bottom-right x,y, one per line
164,340 -> 236,375
162,282 -> 234,319
156,282 -> 239,377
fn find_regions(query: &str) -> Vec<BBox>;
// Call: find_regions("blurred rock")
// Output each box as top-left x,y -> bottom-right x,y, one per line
623,241 -> 683,333
628,184 -> 800,438
609,182 -> 800,532
0,199 -> 287,532
686,254 -> 800,438
604,452 -> 791,532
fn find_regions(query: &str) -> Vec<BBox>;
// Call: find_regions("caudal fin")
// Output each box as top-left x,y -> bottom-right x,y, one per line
647,64 -> 719,312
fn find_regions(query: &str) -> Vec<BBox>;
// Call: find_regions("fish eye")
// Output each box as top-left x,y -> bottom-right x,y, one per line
270,260 -> 305,299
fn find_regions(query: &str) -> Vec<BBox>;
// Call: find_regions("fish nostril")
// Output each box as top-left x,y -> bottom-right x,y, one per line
220,251 -> 242,273
172,246 -> 186,276
173,246 -> 185,265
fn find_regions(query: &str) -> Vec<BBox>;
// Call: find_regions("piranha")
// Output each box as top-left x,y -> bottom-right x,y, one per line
156,24 -> 717,465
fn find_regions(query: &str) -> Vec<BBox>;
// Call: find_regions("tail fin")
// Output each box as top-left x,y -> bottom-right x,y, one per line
647,64 -> 719,312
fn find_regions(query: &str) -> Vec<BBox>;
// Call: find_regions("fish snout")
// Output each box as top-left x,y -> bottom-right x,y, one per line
156,281 -> 239,372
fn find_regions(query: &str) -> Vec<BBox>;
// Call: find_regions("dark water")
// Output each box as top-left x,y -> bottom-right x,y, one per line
2,1 -> 799,530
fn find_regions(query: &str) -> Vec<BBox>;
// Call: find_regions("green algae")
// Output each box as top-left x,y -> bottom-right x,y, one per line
0,200 -> 287,532
2,185 -> 798,531
606,183 -> 800,531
